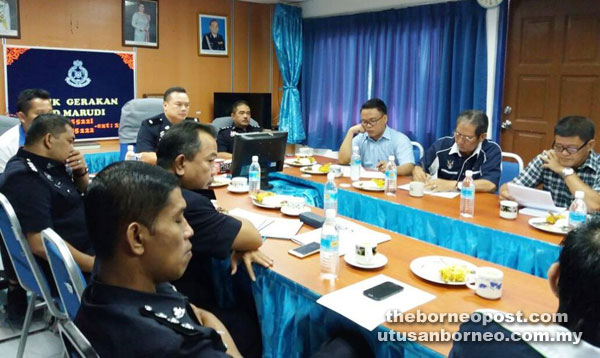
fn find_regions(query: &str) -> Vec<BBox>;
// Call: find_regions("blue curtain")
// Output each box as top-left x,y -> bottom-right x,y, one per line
493,0 -> 509,141
302,0 -> 488,150
273,4 -> 306,143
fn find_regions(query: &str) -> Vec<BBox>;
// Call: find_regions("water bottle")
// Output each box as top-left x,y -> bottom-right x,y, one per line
350,146 -> 361,181
248,155 -> 261,195
320,209 -> 339,281
124,145 -> 139,161
568,191 -> 587,229
384,155 -> 397,196
324,172 -> 338,214
460,170 -> 475,218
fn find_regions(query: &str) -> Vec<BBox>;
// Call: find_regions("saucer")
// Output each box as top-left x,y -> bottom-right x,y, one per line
227,185 -> 249,193
344,253 -> 388,269
280,206 -> 311,217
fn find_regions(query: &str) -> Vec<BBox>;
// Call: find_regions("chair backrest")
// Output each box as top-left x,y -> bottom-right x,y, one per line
212,116 -> 260,133
0,193 -> 66,320
411,141 -> 424,163
58,320 -> 100,358
499,152 -> 525,189
42,228 -> 87,321
0,115 -> 19,136
118,98 -> 163,158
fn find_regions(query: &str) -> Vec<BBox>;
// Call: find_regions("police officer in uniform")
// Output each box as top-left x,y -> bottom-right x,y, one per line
0,113 -> 95,283
77,161 -> 241,358
201,19 -> 225,51
217,100 -> 261,159
136,86 -> 198,164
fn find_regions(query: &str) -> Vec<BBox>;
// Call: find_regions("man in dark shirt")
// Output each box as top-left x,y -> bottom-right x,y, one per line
202,19 -> 225,51
216,100 -> 261,159
77,161 -> 241,358
157,121 -> 271,358
412,109 -> 501,193
135,86 -> 199,164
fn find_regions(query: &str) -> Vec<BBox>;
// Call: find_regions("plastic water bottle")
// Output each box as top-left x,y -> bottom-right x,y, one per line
320,209 -> 339,281
568,191 -> 587,229
324,172 -> 338,214
384,155 -> 397,196
350,146 -> 361,181
460,170 -> 475,218
124,145 -> 139,161
248,155 -> 261,195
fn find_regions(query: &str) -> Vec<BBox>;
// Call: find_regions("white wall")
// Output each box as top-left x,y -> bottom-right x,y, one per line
300,0 -> 458,18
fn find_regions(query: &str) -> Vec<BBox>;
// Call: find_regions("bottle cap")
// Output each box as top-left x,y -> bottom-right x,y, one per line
388,155 -> 395,161
465,170 -> 473,177
575,190 -> 585,199
325,209 -> 336,219
327,172 -> 335,181
252,155 -> 258,162
127,145 -> 134,151
352,145 -> 359,152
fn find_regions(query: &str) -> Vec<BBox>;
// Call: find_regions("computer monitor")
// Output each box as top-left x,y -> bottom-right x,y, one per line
213,92 -> 272,129
230,131 -> 288,189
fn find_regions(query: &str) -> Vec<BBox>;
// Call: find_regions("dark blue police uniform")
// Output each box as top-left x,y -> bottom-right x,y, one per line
217,124 -> 262,154
420,136 -> 502,187
202,33 -> 225,51
136,113 -> 199,152
75,279 -> 231,358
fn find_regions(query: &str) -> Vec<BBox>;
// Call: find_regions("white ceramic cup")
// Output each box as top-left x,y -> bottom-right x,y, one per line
330,164 -> 342,178
499,200 -> 518,220
231,177 -> 248,189
466,267 -> 503,300
283,197 -> 305,211
409,181 -> 425,197
355,240 -> 377,265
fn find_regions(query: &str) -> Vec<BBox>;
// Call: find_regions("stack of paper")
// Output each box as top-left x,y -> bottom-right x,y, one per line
228,208 -> 304,239
293,217 -> 391,256
507,183 -> 566,216
317,274 -> 436,331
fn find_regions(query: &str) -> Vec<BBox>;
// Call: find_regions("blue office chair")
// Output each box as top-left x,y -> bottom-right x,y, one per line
118,98 -> 164,159
0,193 -> 67,358
499,152 -> 524,189
42,228 -> 87,321
57,319 -> 99,358
411,141 -> 424,163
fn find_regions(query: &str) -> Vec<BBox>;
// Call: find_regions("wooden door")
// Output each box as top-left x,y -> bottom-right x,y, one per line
500,0 -> 600,165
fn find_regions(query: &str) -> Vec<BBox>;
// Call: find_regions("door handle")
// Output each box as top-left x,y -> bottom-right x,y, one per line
501,119 -> 512,129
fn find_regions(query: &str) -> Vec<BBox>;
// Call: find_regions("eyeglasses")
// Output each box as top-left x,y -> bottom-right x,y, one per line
361,114 -> 385,127
552,140 -> 589,155
453,131 -> 477,143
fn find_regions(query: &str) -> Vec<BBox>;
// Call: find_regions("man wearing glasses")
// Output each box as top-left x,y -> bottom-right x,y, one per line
338,98 -> 414,175
499,116 -> 600,210
412,110 -> 501,193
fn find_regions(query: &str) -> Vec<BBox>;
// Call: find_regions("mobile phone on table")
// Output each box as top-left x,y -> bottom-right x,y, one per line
288,242 -> 320,258
363,281 -> 404,301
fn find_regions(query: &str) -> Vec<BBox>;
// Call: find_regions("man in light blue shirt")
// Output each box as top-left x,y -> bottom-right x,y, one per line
338,98 -> 414,175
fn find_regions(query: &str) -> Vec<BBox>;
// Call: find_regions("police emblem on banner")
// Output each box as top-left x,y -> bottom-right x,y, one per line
65,60 -> 91,88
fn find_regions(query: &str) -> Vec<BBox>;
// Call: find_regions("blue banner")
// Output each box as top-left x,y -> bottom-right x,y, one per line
5,46 -> 135,140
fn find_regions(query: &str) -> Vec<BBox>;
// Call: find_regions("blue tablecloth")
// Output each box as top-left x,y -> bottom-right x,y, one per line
271,173 -> 560,278
83,151 -> 120,174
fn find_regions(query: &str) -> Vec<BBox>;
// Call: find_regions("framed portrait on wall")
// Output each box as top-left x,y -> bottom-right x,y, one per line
122,0 -> 158,48
0,0 -> 20,39
198,14 -> 228,56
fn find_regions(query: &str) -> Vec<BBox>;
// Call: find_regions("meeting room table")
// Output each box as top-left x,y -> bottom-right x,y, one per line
213,186 -> 558,358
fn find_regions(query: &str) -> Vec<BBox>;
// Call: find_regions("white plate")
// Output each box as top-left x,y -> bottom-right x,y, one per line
250,194 -> 291,209
284,158 -> 315,167
227,185 -> 249,193
344,253 -> 388,269
210,176 -> 231,188
300,165 -> 329,175
280,206 -> 311,216
352,180 -> 385,192
528,217 -> 569,235
409,256 -> 477,285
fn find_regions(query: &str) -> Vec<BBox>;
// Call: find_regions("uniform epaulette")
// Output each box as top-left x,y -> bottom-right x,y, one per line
147,116 -> 163,126
140,305 -> 201,337
25,158 -> 38,173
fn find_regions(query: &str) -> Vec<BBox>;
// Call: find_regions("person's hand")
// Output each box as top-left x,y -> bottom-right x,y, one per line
230,250 -> 273,281
349,123 -> 366,135
425,178 -> 456,192
66,150 -> 88,176
375,161 -> 387,172
540,149 -> 565,175
412,166 -> 429,182
498,184 -> 514,201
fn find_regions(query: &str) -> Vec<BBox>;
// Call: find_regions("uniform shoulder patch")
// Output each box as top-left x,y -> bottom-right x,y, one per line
25,158 -> 38,173
139,305 -> 201,337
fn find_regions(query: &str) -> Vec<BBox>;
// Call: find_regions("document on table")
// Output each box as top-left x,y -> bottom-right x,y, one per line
507,183 -> 566,213
228,208 -> 303,239
397,183 -> 460,199
293,217 -> 391,256
317,274 -> 436,331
